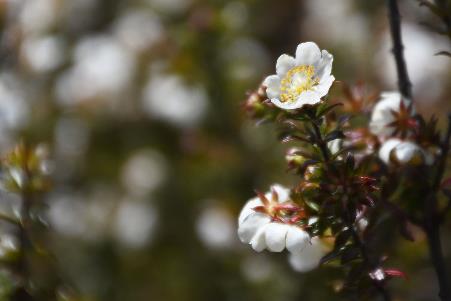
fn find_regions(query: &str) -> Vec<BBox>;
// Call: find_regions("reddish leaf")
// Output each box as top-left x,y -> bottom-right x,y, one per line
384,269 -> 408,280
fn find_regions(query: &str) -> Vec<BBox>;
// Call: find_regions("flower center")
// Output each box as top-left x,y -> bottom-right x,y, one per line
279,65 -> 319,103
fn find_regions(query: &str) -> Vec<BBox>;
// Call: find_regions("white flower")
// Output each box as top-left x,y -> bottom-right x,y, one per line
142,72 -> 208,128
238,185 -> 310,253
327,138 -> 342,155
263,42 -> 335,110
379,138 -> 433,165
196,204 -> 235,249
369,92 -> 413,137
288,237 -> 327,272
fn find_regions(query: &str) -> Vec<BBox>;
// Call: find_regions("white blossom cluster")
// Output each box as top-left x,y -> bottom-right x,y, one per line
369,92 -> 434,166
238,185 -> 327,273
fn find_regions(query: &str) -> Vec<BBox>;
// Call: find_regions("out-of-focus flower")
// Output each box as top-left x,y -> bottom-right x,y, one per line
55,35 -> 136,106
302,0 -> 368,52
54,117 -> 90,160
240,255 -> 274,283
0,234 -> 19,259
220,1 -> 248,30
21,35 -> 65,73
48,191 -> 117,241
288,237 -> 326,272
0,73 -> 28,130
113,199 -> 158,249
263,42 -> 334,110
19,0 -> 58,35
369,92 -> 414,138
142,72 -> 208,128
238,185 -> 310,253
378,138 -> 433,165
196,204 -> 235,249
146,0 -> 191,14
377,23 -> 451,101
121,149 -> 167,197
224,38 -> 270,81
114,9 -> 164,53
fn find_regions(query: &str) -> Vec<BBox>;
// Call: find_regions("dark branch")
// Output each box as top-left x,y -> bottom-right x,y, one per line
423,115 -> 451,301
387,0 -> 413,99
433,0 -> 451,35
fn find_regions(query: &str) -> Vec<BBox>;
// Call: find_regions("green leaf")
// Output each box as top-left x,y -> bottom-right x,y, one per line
334,229 -> 352,251
316,103 -> 343,118
304,199 -> 320,212
320,249 -> 342,265
324,130 -> 345,143
340,246 -> 361,265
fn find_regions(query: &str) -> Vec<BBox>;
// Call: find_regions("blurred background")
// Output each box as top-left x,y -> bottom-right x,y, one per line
0,0 -> 450,300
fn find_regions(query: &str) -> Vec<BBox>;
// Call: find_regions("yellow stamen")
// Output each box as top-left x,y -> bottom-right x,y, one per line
280,65 -> 319,103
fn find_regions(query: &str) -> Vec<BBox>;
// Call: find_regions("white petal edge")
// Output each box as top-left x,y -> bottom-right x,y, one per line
378,138 -> 402,164
264,223 -> 288,252
295,42 -> 321,66
238,197 -> 263,225
286,226 -> 310,253
276,54 -> 296,76
269,184 -> 291,203
315,75 -> 335,98
288,237 -> 326,273
238,213 -> 271,243
250,225 -> 268,252
263,74 -> 281,99
314,50 -> 333,80
271,90 -> 322,110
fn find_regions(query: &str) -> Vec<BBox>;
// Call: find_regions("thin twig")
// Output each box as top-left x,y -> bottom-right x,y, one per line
433,0 -> 451,35
423,115 -> 451,301
312,119 -> 392,301
387,0 -> 413,99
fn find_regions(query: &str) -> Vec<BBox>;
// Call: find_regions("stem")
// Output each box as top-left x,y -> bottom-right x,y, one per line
386,0 -> 412,99
425,221 -> 451,301
311,118 -> 391,301
423,115 -> 451,301
433,0 -> 451,35
310,120 -> 330,162
13,154 -> 34,301
345,207 -> 392,301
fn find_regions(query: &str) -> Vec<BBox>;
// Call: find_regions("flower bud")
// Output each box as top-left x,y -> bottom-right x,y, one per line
304,165 -> 323,182
285,148 -> 307,168
244,85 -> 268,119
379,138 -> 433,166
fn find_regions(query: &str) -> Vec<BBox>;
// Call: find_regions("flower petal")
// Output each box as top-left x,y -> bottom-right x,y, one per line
394,141 -> 422,163
276,54 -> 296,76
286,226 -> 310,253
288,237 -> 326,272
369,91 -> 414,137
295,42 -> 321,66
238,197 -> 263,225
264,223 -> 288,252
315,75 -> 335,98
238,213 -> 271,243
270,90 -> 321,110
263,75 -> 281,99
250,224 -> 268,252
269,184 -> 291,203
378,138 -> 402,164
314,50 -> 333,80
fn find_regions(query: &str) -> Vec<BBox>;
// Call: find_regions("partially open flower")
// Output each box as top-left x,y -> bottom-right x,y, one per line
369,92 -> 415,138
238,185 -> 310,253
263,42 -> 335,110
288,237 -> 327,272
378,138 -> 433,165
